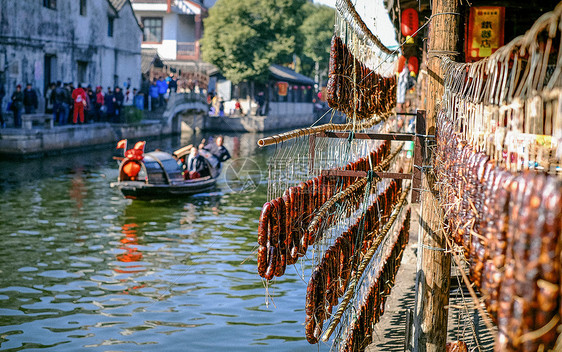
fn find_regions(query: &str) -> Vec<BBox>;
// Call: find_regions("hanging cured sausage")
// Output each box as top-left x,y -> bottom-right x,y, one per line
434,113 -> 562,352
327,35 -> 397,120
256,141 -> 392,280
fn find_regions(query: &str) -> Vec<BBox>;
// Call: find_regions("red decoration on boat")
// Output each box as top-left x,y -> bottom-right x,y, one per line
123,161 -> 141,178
408,56 -> 419,75
401,8 -> 419,37
134,141 -> 146,151
125,148 -> 143,161
116,139 -> 127,149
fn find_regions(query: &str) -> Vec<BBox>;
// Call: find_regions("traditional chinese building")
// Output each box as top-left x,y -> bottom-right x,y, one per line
131,0 -> 216,89
0,0 -> 142,110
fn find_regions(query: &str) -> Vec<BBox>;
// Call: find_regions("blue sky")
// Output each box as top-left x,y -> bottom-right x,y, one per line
313,0 -> 399,48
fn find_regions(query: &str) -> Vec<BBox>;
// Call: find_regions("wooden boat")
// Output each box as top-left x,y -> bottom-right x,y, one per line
111,147 -> 221,200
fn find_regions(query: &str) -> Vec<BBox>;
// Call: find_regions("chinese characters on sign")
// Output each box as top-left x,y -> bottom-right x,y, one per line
466,6 -> 505,62
277,82 -> 288,96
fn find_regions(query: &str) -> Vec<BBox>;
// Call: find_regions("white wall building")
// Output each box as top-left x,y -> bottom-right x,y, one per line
0,0 -> 142,108
131,0 -> 207,61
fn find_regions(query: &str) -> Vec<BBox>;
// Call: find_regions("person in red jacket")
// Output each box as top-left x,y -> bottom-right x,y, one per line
71,84 -> 87,124
95,86 -> 105,122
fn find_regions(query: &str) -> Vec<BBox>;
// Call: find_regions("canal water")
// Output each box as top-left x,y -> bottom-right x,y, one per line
0,133 -> 329,351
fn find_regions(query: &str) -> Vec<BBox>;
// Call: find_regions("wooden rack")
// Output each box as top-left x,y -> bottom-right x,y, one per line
308,110 -> 426,202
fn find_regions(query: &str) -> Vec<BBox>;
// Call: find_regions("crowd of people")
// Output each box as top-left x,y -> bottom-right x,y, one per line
0,81 -> 141,128
146,74 -> 181,111
45,82 -> 139,126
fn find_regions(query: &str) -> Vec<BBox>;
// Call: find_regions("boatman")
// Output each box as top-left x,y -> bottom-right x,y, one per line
200,136 -> 231,165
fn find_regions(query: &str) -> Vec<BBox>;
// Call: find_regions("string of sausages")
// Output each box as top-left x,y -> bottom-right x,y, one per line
435,113 -> 562,351
304,180 -> 403,344
327,35 -> 397,120
308,141 -> 399,237
339,209 -> 410,351
446,341 -> 468,352
257,141 -> 392,280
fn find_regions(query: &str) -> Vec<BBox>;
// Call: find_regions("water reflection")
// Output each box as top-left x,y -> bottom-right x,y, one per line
69,167 -> 86,212
0,133 -> 329,351
115,223 -> 145,273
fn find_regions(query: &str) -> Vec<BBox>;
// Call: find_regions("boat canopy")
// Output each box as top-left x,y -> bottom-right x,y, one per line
119,151 -> 184,184
142,151 -> 184,184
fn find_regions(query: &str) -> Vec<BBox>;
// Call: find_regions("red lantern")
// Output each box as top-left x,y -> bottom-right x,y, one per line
397,55 -> 406,73
408,56 -> 419,75
123,161 -> 141,178
401,8 -> 419,37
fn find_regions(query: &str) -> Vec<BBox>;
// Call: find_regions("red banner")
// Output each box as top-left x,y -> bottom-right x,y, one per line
277,82 -> 288,96
466,6 -> 505,62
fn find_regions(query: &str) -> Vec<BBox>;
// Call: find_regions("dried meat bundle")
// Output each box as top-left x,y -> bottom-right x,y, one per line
327,35 -> 396,120
305,181 -> 403,343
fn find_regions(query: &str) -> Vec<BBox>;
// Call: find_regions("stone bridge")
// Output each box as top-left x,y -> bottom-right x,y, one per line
163,92 -> 208,133
162,92 -> 345,133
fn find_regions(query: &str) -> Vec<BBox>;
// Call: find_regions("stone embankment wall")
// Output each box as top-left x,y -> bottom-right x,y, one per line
0,121 -> 171,158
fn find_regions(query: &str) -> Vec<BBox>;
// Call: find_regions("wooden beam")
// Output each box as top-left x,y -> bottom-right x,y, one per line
320,170 -> 413,180
317,131 -> 415,141
413,0 -> 460,351
411,110 -> 425,203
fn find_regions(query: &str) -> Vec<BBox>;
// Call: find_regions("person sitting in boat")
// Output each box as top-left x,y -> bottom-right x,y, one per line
184,147 -> 210,179
199,136 -> 231,165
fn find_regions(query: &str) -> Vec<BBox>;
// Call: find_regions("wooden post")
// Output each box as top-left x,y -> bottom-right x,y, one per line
413,0 -> 460,351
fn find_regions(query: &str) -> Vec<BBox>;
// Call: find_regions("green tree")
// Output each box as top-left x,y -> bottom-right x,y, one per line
298,3 -> 335,81
201,0 -> 306,84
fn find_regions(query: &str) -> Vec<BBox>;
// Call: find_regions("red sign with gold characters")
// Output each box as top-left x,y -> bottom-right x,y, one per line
277,81 -> 288,96
466,6 -> 505,62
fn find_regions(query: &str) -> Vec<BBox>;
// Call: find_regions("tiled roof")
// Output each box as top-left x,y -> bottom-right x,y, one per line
269,64 -> 315,85
108,0 -> 142,29
141,48 -> 161,74
108,0 -> 128,11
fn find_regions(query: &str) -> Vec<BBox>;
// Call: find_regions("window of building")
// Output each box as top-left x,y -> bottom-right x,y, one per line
43,0 -> 56,9
108,17 -> 114,37
77,61 -> 88,84
44,55 -> 57,92
80,0 -> 86,16
142,18 -> 163,43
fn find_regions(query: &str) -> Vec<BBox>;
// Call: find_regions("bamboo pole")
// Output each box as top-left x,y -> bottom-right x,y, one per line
413,0 -> 460,351
256,114 -> 388,147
